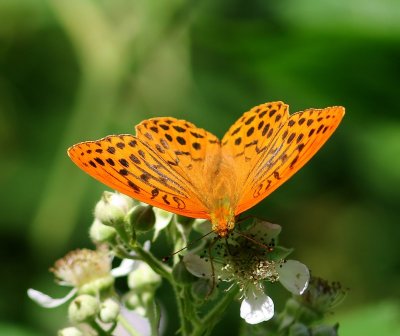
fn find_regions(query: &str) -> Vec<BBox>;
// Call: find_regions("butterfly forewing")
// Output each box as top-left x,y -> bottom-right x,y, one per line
68,134 -> 210,218
221,102 -> 289,204
235,106 -> 345,214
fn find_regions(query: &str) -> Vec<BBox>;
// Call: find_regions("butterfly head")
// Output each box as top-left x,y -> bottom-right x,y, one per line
210,199 -> 236,237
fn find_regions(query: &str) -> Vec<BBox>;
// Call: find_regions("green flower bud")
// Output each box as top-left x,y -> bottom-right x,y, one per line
128,262 -> 161,292
94,191 -> 134,227
78,275 -> 114,296
58,327 -> 83,336
172,258 -> 198,285
288,322 -> 310,336
89,219 -> 117,243
128,204 -> 156,232
68,295 -> 99,323
99,298 -> 120,323
125,292 -> 146,316
175,215 -> 195,226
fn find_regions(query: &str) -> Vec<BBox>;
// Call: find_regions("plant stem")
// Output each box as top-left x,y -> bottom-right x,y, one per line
172,283 -> 191,336
132,245 -> 172,281
89,320 -> 109,336
192,285 -> 240,336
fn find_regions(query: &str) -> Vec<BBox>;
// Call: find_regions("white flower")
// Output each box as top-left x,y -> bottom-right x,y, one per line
278,260 -> 310,295
28,287 -> 78,309
240,285 -> 274,324
182,219 -> 310,325
28,245 -> 138,309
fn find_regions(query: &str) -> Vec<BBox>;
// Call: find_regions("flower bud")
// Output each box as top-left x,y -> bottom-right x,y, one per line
68,294 -> 99,323
99,298 -> 120,323
128,204 -> 156,232
94,191 -> 134,226
128,262 -> 161,292
78,275 -> 114,296
175,215 -> 195,226
58,327 -> 83,336
89,219 -> 117,243
125,292 -> 146,316
172,258 -> 198,285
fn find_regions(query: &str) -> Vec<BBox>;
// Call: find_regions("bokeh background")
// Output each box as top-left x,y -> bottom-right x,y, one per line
1,0 -> 400,335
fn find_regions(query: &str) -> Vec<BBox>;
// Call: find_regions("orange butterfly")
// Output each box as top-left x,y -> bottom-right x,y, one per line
68,102 -> 344,237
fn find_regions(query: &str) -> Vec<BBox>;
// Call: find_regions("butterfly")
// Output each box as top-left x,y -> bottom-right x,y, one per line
68,101 -> 344,237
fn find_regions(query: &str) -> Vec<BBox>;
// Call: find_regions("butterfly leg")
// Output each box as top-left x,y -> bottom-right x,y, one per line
205,236 -> 219,299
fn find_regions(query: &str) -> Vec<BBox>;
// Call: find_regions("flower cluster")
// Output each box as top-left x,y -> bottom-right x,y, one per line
183,220 -> 310,324
28,191 -> 343,335
28,192 -> 163,335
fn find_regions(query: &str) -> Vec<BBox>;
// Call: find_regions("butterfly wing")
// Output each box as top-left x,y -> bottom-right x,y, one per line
68,118 -> 221,219
220,102 -> 290,207
221,103 -> 345,215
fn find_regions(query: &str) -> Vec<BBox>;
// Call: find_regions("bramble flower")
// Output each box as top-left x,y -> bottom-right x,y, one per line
183,220 -> 310,324
28,245 -> 135,308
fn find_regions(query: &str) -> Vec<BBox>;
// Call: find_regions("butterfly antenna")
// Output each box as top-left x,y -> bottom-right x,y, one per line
234,230 -> 274,252
162,229 -> 216,262
235,214 -> 275,251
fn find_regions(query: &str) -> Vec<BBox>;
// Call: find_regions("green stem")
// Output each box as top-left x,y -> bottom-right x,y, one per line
172,283 -> 191,336
183,286 -> 201,328
89,320 -> 109,336
117,314 -> 141,336
192,286 -> 240,336
131,245 -> 172,281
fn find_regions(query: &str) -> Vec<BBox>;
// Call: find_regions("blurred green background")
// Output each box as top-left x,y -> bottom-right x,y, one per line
1,0 -> 400,335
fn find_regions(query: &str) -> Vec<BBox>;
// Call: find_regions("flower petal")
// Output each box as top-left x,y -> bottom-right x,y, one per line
182,253 -> 213,279
27,288 -> 77,308
240,289 -> 274,324
111,258 -> 137,277
278,260 -> 310,295
247,220 -> 281,241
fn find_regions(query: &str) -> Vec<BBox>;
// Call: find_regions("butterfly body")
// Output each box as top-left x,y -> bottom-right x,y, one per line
68,102 -> 345,236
